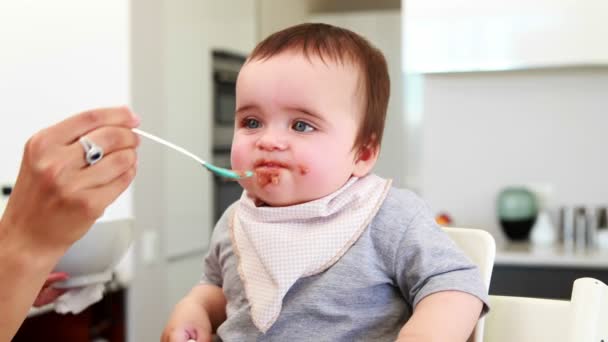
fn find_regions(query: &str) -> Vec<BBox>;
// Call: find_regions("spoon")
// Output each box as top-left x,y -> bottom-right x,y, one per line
132,128 -> 253,180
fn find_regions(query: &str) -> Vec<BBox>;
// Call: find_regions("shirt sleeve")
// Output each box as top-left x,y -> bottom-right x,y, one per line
199,207 -> 232,287
393,203 -> 490,314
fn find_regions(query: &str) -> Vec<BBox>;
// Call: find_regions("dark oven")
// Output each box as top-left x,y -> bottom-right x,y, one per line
212,50 -> 247,222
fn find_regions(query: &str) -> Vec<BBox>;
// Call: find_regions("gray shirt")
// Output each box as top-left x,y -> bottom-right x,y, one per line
201,187 -> 489,341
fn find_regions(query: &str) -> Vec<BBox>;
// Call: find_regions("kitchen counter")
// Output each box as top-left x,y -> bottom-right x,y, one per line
491,242 -> 608,299
495,242 -> 608,269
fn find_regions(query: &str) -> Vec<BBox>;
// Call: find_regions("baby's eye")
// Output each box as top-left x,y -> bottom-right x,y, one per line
292,120 -> 314,133
242,118 -> 261,129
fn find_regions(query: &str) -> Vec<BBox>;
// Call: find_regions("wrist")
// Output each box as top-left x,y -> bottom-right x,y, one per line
0,216 -> 67,275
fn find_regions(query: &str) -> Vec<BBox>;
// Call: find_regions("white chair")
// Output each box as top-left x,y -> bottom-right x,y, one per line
484,277 -> 608,342
444,227 -> 497,342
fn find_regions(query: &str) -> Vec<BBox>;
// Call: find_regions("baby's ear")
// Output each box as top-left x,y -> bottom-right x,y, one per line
352,142 -> 379,177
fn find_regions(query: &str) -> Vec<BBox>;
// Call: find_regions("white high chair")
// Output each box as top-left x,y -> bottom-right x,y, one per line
484,277 -> 608,342
444,227 -> 496,342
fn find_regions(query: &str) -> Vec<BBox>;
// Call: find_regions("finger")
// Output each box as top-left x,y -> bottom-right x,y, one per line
46,106 -> 140,145
79,164 -> 137,209
69,149 -> 137,190
33,287 -> 68,307
66,126 -> 140,169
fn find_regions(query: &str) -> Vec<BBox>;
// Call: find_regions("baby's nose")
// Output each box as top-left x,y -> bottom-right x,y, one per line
255,131 -> 288,151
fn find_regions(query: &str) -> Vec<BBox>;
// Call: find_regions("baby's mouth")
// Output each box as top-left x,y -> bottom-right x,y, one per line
253,160 -> 288,187
254,159 -> 289,170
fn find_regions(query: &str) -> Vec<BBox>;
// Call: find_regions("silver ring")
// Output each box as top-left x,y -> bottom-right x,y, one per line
79,136 -> 104,166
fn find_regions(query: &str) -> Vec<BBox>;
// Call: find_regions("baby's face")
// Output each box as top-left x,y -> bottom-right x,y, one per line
231,51 -> 364,206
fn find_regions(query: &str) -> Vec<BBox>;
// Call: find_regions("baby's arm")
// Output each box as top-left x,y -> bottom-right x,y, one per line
161,284 -> 227,342
396,290 -> 482,342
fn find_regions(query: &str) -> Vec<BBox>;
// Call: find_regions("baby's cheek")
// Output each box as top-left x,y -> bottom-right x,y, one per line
295,157 -> 327,184
230,145 -> 249,170
298,150 -> 355,188
302,149 -> 339,173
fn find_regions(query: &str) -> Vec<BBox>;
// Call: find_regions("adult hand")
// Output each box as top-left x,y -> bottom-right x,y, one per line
33,272 -> 69,307
2,106 -> 140,252
0,106 -> 140,341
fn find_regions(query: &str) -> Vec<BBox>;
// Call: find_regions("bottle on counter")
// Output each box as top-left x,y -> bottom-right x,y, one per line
596,207 -> 608,250
530,184 -> 556,246
559,207 -> 575,251
574,207 -> 588,250
531,210 -> 556,246
0,185 -> 11,216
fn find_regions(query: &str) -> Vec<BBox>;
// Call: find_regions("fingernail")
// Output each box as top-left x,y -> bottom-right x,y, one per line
132,113 -> 141,126
124,106 -> 140,125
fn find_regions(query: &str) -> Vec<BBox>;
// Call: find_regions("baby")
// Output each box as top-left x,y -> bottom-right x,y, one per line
162,23 -> 488,342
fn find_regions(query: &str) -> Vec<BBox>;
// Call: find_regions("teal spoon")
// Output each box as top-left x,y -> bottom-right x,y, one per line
132,128 -> 253,180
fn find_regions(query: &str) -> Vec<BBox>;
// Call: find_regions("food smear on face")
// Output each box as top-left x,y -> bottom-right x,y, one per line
253,159 -> 287,187
255,169 -> 281,187
298,165 -> 309,175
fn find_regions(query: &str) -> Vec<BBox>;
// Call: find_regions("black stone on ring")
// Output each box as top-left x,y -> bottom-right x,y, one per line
79,136 -> 104,166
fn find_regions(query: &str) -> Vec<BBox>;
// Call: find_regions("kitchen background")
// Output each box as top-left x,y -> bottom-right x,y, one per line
1,0 -> 606,340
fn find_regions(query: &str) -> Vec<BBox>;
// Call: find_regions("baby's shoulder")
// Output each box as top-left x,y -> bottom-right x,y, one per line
209,203 -> 238,244
372,186 -> 428,229
367,186 -> 438,249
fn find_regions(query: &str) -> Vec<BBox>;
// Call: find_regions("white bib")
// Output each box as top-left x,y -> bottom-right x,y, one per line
230,174 -> 391,332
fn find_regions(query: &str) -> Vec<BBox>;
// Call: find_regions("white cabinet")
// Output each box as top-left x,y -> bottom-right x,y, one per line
164,0 -> 256,260
403,0 -> 608,73
129,1 -> 257,340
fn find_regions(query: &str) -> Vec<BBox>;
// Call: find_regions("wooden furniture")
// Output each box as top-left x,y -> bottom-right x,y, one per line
13,288 -> 126,342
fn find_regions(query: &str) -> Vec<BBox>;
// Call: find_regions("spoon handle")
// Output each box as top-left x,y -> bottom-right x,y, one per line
132,128 -> 252,180
132,128 -> 207,165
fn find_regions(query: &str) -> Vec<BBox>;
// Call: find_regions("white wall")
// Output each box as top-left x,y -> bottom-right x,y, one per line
0,1 -> 131,217
418,68 -> 608,242
257,0 -> 309,39
257,0 -> 400,40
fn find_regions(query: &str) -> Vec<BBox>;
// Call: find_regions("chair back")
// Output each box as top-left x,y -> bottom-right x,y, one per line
569,277 -> 608,342
444,227 -> 496,342
484,277 -> 608,342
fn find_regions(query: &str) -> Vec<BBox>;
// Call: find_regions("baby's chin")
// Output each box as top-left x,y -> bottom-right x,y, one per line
249,190 -> 299,207
250,185 -> 336,207
246,187 -> 313,208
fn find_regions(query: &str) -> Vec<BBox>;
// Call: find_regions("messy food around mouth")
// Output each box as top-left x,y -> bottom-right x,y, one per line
255,169 -> 281,187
